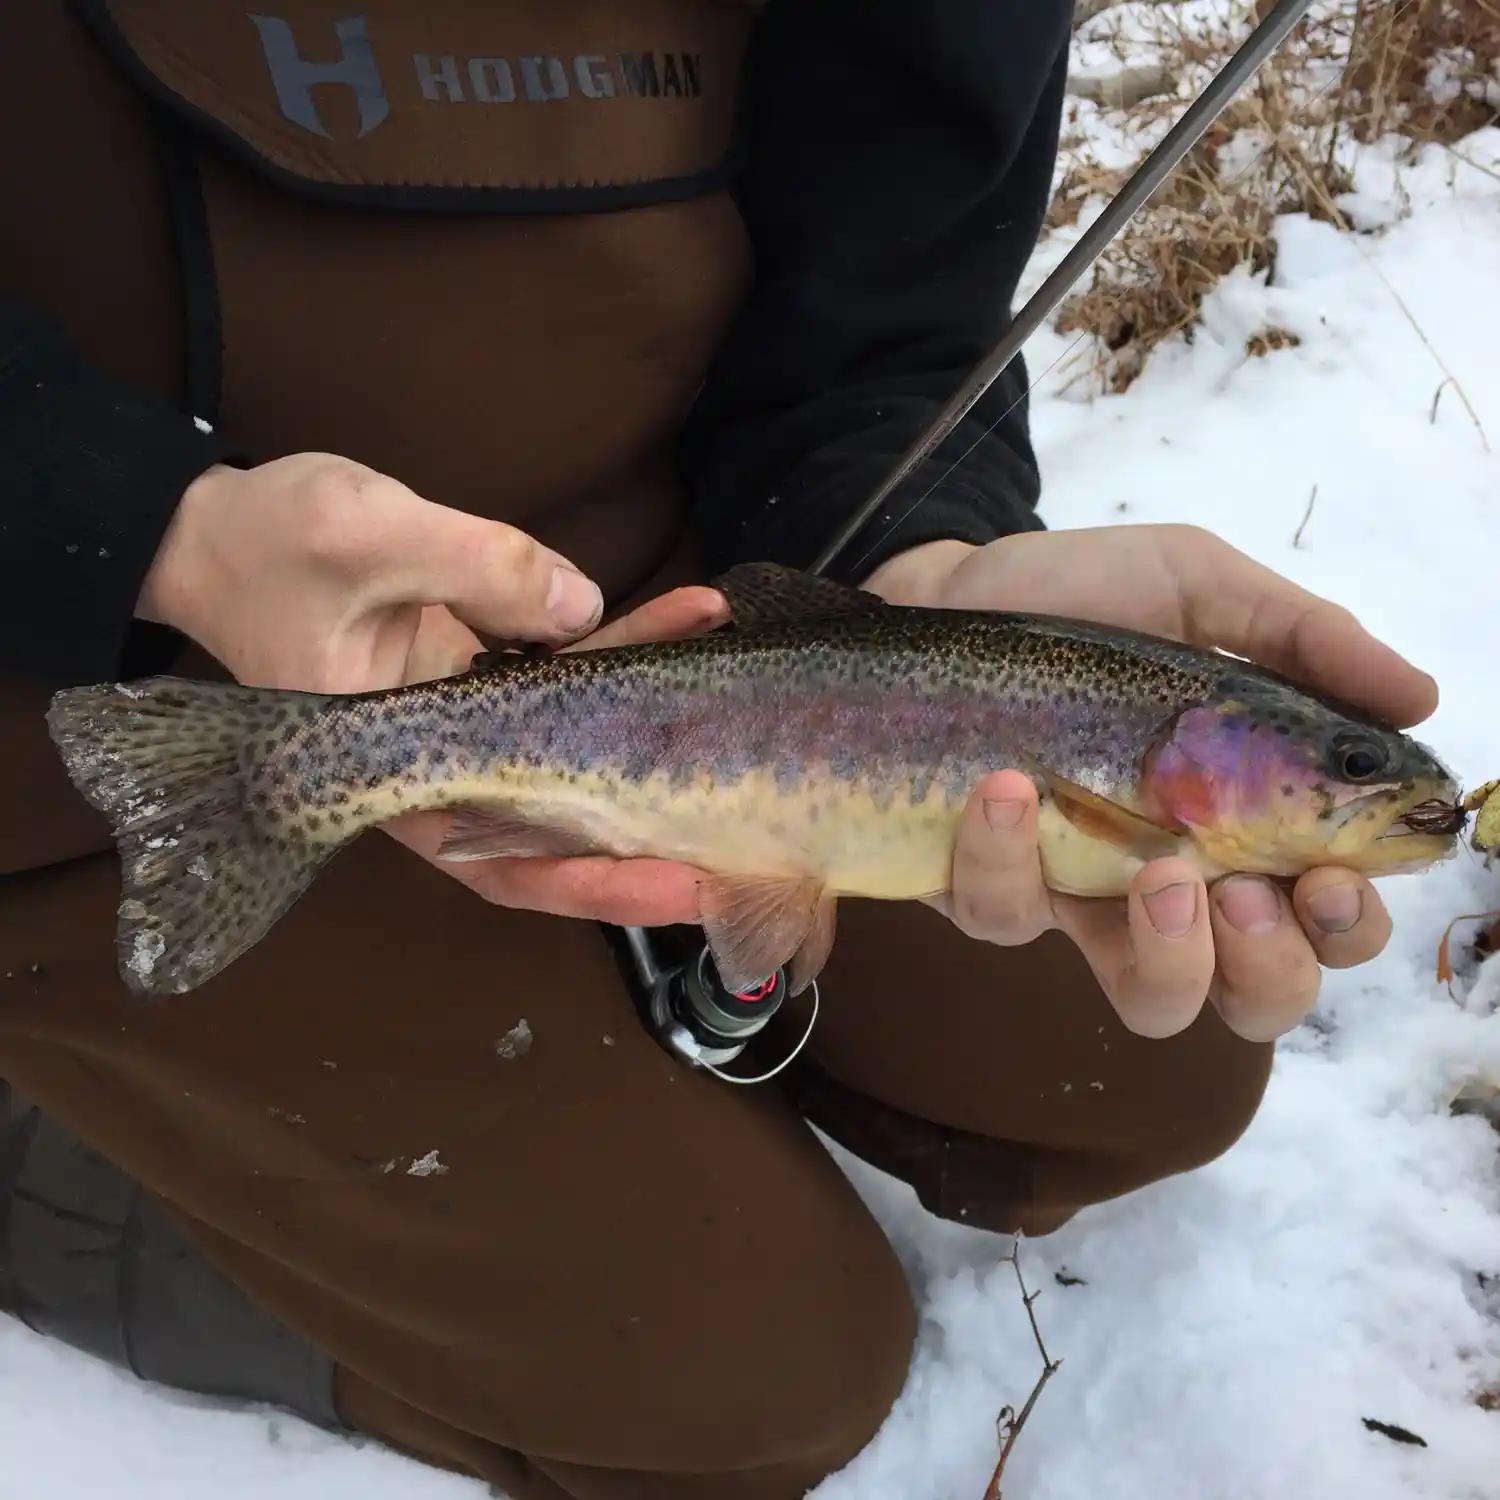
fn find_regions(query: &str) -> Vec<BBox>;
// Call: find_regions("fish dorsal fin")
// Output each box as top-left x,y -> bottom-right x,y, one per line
711,563 -> 887,628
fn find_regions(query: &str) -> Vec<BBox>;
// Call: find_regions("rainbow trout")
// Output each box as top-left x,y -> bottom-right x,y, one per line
46,563 -> 1465,1000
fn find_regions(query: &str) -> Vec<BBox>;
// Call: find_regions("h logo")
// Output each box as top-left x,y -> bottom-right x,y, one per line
248,14 -> 390,139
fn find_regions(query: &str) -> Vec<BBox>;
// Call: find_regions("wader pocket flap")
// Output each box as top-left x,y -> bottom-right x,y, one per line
73,0 -> 754,210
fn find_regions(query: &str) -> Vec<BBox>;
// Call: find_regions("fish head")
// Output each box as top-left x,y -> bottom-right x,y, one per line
1139,679 -> 1463,879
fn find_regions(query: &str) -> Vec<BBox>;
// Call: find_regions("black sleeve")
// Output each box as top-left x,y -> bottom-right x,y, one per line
679,0 -> 1074,584
0,295 -> 246,688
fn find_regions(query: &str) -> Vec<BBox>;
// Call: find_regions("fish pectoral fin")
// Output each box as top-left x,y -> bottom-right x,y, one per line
712,563 -> 888,629
435,803 -> 605,862
1015,751 -> 1183,861
698,873 -> 832,995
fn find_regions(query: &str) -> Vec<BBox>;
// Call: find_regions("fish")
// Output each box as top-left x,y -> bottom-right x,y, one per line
44,562 -> 1466,1001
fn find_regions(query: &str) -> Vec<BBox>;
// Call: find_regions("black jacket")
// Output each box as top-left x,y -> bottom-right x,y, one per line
0,0 -> 1071,687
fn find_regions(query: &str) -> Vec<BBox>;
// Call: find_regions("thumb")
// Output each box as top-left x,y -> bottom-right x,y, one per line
372,492 -> 604,646
1170,529 -> 1439,728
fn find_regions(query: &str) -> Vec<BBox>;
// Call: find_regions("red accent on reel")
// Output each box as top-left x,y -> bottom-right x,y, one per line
733,976 -> 778,1003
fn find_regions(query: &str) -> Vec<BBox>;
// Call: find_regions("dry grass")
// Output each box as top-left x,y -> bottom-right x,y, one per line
1051,0 -> 1500,392
1339,0 -> 1500,146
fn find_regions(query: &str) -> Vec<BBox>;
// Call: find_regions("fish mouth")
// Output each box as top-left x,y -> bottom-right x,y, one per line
1325,783 -> 1467,875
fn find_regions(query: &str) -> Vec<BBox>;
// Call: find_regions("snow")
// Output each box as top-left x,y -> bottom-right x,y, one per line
5,13 -> 1500,1500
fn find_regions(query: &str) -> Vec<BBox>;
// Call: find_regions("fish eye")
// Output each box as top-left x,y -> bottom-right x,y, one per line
1329,731 -> 1390,783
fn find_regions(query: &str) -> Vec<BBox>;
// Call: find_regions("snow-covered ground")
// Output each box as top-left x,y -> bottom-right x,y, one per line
6,12 -> 1500,1500
817,132 -> 1500,1500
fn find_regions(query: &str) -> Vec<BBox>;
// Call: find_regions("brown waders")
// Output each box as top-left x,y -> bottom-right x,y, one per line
0,835 -> 1273,1500
0,4 -> 1273,1494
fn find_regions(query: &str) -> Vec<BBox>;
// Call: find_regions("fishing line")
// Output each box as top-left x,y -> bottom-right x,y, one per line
828,0 -> 1420,584
698,983 -> 821,1086
838,334 -> 1088,582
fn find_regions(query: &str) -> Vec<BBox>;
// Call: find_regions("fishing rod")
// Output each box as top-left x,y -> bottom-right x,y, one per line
624,0 -> 1319,1075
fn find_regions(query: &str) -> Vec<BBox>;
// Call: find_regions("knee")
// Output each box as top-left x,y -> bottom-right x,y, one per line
700,1194 -> 918,1478
1037,1024 -> 1276,1230
487,1110 -> 919,1483
999,1016 -> 1276,1237
1139,1025 -> 1276,1178
334,1183 -> 916,1500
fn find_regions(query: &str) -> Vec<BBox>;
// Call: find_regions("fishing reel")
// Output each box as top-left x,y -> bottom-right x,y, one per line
618,925 -> 786,1068
611,925 -> 816,1084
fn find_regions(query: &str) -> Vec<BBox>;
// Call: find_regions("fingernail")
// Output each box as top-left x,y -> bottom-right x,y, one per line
1141,880 -> 1197,939
983,798 -> 1027,833
1306,884 -> 1362,934
1216,875 -> 1282,936
546,566 -> 603,634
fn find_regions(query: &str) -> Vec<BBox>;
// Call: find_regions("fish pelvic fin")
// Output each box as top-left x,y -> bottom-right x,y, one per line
698,872 -> 836,997
45,677 -> 343,1000
435,802 -> 607,861
1014,750 -> 1183,862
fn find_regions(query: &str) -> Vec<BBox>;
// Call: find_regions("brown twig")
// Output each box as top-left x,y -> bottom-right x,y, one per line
1363,253 -> 1491,452
1292,483 -> 1319,548
1430,376 -> 1455,425
1436,908 -> 1500,991
979,1236 -> 1063,1500
1256,118 -> 1492,454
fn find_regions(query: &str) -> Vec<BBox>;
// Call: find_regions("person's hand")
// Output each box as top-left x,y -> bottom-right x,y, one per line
139,454 -> 618,688
863,526 -> 1441,1043
138,454 -> 727,924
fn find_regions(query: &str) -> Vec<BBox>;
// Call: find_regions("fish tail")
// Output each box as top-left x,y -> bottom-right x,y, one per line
45,676 -> 343,999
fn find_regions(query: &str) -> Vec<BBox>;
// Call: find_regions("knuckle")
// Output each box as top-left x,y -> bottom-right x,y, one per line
479,523 -> 543,579
1117,981 -> 1204,1038
306,456 -> 383,501
948,888 -> 990,939
298,461 -> 394,574
1130,939 -> 1214,1010
1217,941 -> 1321,1031
1316,923 -> 1390,969
1162,522 -> 1217,554
950,883 -> 1039,946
